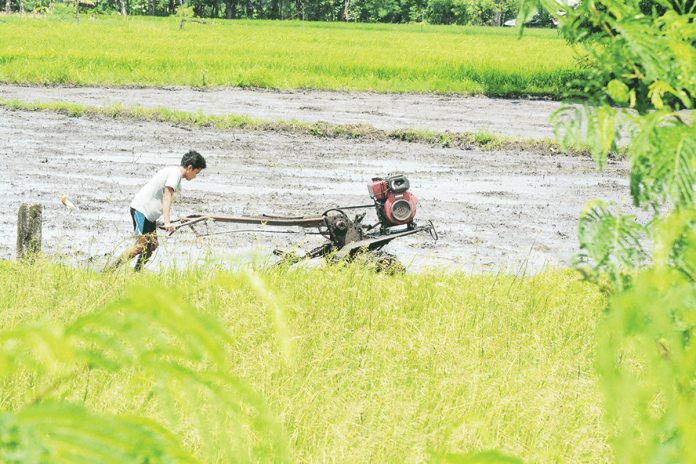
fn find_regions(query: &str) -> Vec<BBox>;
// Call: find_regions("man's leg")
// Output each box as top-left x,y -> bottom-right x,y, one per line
105,209 -> 160,272
104,234 -> 149,272
134,233 -> 158,271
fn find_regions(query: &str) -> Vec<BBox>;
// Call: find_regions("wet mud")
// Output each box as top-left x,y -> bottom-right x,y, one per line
0,85 -> 564,139
0,97 -> 641,272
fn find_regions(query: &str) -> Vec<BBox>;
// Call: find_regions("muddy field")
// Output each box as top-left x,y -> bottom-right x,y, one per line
0,87 -> 638,272
0,85 -> 564,139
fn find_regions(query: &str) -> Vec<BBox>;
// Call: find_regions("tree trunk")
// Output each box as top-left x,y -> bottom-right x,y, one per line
75,0 -> 79,22
149,0 -> 154,15
19,0 -> 24,13
5,0 -> 11,15
343,0 -> 349,21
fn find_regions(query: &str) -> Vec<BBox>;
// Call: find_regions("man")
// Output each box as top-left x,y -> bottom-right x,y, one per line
107,150 -> 206,271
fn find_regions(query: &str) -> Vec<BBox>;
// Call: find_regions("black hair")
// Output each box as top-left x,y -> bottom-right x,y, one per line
181,150 -> 207,170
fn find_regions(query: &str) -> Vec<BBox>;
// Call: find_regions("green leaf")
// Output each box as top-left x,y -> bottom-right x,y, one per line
431,450 -> 524,464
0,326 -> 75,379
628,112 -> 696,210
8,402 -> 199,464
524,0 -> 696,462
574,200 -> 648,291
0,284 -> 291,463
596,264 -> 696,463
607,79 -> 630,104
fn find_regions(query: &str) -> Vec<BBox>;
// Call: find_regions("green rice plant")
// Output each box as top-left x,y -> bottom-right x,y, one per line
0,273 -> 288,462
471,128 -> 497,147
0,16 -> 585,97
0,258 -> 609,463
431,450 -> 524,463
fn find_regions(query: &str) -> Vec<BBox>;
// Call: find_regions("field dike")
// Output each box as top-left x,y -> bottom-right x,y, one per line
0,98 -> 589,156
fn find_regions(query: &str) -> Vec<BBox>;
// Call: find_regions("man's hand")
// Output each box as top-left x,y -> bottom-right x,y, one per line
164,222 -> 176,233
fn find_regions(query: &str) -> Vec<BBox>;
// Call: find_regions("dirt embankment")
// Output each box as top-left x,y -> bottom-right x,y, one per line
0,85 -> 564,140
0,86 -> 640,272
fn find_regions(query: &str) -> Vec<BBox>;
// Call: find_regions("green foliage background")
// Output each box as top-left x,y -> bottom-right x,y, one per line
6,0 -> 524,26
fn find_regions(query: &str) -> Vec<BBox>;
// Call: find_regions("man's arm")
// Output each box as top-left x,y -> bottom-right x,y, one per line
163,186 -> 175,232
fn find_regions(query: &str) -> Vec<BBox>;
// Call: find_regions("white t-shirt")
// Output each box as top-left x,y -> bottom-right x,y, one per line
130,166 -> 183,222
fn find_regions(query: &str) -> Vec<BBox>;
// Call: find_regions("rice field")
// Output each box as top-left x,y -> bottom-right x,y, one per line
0,259 -> 609,463
0,12 -> 604,463
0,15 -> 585,96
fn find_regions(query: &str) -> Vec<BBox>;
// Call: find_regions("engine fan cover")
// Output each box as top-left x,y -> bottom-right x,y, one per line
383,192 -> 418,226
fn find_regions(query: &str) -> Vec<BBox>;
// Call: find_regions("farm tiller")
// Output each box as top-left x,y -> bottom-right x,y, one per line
164,173 -> 438,266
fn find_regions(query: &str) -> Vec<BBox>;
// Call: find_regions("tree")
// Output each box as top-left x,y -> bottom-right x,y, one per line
224,0 -> 236,17
524,0 -> 696,288
518,0 -> 696,461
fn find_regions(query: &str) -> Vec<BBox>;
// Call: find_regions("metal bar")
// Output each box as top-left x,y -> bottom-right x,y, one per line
192,228 -> 313,238
173,213 -> 326,228
334,204 -> 375,210
158,216 -> 211,233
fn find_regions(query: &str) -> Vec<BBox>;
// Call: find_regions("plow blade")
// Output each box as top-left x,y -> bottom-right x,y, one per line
333,222 -> 437,260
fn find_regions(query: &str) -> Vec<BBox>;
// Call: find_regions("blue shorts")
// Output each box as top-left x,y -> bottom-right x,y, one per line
130,208 -> 157,236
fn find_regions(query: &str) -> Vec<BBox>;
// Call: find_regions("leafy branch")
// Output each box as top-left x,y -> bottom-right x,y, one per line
520,0 -> 696,462
0,286 -> 289,463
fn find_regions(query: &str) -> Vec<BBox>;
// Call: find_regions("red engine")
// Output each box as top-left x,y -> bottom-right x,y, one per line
367,173 -> 418,227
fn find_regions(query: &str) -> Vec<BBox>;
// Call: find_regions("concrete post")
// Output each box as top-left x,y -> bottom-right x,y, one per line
17,202 -> 42,260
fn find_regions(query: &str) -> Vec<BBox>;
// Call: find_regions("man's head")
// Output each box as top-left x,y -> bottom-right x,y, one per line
180,150 -> 206,181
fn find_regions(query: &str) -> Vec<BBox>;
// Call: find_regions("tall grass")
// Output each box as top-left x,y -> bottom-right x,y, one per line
0,259 -> 609,463
0,15 -> 585,96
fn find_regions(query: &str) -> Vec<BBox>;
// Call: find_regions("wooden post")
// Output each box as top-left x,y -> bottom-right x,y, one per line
17,202 -> 42,260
